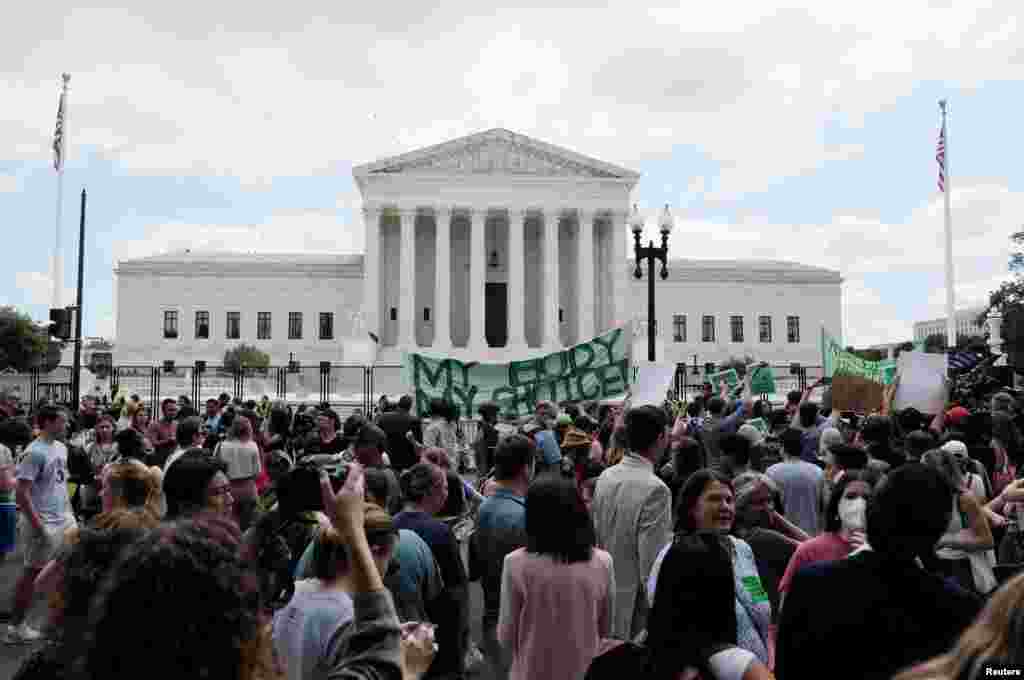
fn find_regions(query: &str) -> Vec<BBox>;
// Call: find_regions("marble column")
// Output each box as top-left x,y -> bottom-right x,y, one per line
542,210 -> 560,349
577,209 -> 595,342
507,209 -> 527,349
361,204 -> 381,340
611,209 -> 629,330
433,207 -> 452,351
398,208 -> 417,348
469,209 -> 487,349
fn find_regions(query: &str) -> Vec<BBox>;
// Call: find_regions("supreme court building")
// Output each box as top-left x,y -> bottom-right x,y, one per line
115,129 -> 843,369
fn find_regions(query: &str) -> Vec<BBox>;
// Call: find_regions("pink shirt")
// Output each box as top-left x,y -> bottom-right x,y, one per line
498,547 -> 615,680
778,532 -> 854,596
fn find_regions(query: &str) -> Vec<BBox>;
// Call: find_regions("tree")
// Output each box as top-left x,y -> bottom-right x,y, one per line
983,230 -> 1024,321
0,306 -> 59,372
223,344 -> 270,374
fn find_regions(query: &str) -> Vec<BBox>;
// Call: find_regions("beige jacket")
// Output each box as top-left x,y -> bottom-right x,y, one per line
591,453 -> 673,639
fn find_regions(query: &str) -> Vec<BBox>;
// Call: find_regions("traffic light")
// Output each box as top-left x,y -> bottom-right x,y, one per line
49,308 -> 71,340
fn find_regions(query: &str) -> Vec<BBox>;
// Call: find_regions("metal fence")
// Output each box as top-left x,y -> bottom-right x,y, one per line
0,362 -> 825,415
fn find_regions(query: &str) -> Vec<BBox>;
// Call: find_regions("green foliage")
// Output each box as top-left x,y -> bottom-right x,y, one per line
0,306 -> 57,372
984,230 -> 1024,321
223,344 -> 270,373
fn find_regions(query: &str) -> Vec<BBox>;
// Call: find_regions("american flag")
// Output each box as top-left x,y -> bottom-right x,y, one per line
53,80 -> 67,172
948,350 -> 981,372
936,120 -> 946,193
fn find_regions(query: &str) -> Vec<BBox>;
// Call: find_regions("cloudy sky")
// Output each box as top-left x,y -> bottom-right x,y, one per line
2,2 -> 1022,347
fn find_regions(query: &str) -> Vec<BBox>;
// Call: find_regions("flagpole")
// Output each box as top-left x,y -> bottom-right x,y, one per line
52,73 -> 70,309
940,99 -> 956,349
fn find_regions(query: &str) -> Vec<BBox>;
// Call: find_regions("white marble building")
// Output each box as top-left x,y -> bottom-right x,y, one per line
114,129 -> 842,369
912,307 -> 987,342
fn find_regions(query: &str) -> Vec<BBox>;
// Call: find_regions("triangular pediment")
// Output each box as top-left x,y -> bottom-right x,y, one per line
353,128 -> 639,180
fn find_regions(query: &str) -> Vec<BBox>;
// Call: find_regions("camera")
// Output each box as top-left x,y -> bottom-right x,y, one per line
276,457 -> 349,516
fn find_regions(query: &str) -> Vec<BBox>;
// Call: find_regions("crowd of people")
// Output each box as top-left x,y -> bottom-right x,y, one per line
0,368 -> 1023,679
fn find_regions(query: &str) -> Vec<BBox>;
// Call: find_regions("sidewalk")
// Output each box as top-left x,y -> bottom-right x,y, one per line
0,538 -> 50,677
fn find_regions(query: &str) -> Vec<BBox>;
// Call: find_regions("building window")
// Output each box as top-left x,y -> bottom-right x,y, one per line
257,312 -> 272,340
195,311 -> 209,339
702,315 -> 716,343
759,316 -> 773,343
288,312 -> 303,340
390,307 -> 397,322
423,308 -> 431,322
787,316 -> 801,343
163,311 -> 178,339
559,308 -> 564,323
730,316 -> 744,343
226,312 -> 240,340
319,312 -> 334,340
672,314 -> 686,343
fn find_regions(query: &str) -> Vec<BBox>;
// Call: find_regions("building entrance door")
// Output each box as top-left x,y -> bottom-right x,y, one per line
485,283 -> 508,347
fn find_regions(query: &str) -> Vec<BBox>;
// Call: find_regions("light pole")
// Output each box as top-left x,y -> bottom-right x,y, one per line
631,204 -> 674,362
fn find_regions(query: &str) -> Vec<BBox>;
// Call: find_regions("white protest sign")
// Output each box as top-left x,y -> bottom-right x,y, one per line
893,351 -> 948,414
630,363 -> 678,407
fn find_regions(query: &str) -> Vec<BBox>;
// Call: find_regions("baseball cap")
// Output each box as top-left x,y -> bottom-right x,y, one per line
941,440 -> 968,458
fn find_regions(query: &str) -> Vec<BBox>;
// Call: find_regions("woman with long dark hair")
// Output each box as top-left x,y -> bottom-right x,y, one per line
498,474 -> 614,680
648,470 -> 772,666
643,532 -> 773,680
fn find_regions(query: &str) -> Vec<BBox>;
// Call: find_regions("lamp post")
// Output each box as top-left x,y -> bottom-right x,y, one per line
632,203 -> 673,362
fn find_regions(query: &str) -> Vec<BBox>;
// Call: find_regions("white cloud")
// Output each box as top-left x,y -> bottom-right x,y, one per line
15,270 -> 75,308
3,1 -> 1021,195
0,174 -> 18,193
641,180 -> 1021,345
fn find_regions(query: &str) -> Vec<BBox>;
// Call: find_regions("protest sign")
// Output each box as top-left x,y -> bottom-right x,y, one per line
403,327 -> 631,418
821,329 -> 896,386
749,365 -> 776,395
631,363 -> 678,407
707,368 -> 739,392
830,375 -> 887,414
893,351 -> 948,414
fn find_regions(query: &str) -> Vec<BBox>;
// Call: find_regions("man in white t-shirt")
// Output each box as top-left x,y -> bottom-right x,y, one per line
6,405 -> 77,644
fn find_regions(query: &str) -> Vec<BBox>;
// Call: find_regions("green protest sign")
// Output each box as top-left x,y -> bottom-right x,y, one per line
707,368 -> 739,392
403,327 -> 631,418
820,329 -> 896,385
749,365 -> 776,395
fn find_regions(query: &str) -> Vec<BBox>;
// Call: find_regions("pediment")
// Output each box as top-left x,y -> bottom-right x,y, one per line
353,128 -> 639,180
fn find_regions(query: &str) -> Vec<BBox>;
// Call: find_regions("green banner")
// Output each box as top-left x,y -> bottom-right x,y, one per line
821,328 -> 896,385
707,368 -> 739,392
749,365 -> 776,395
403,327 -> 631,418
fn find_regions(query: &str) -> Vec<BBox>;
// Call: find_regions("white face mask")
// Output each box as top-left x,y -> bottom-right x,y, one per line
838,497 -> 867,532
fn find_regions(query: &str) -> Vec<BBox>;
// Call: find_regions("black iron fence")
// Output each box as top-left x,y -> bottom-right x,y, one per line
0,362 -> 825,415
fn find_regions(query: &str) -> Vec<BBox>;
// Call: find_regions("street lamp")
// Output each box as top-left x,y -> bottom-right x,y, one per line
632,203 -> 673,362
